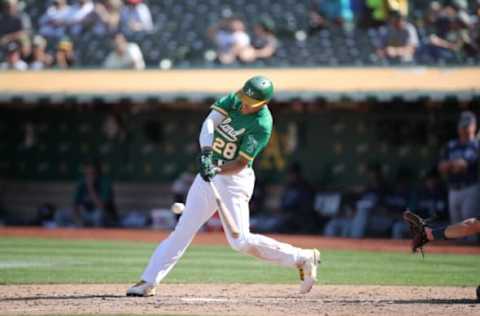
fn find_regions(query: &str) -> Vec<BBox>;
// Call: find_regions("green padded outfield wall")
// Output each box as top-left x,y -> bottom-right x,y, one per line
0,104 -> 464,186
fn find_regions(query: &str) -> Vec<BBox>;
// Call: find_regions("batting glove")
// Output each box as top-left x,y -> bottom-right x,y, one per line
199,148 -> 218,182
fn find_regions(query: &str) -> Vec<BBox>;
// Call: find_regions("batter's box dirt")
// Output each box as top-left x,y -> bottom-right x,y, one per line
0,284 -> 478,316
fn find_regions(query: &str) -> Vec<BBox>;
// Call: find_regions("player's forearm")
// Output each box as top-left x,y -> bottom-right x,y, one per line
446,218 -> 480,238
449,159 -> 468,173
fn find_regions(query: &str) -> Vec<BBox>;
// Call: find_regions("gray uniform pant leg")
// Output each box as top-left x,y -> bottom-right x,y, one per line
449,184 -> 480,242
448,189 -> 463,224
460,184 -> 480,220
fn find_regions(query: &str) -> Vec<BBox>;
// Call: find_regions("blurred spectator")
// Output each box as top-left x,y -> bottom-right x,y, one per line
278,163 -> 317,233
0,0 -> 31,60
388,0 -> 408,17
20,121 -> 36,149
349,164 -> 388,238
35,203 -> 57,228
419,1 -> 477,63
40,0 -> 95,38
251,19 -> 278,60
364,0 -> 408,28
414,169 -> 448,221
0,41 -> 27,70
0,0 -> 31,44
38,0 -> 71,40
438,111 -> 480,225
53,37 -> 75,69
102,113 -> 127,141
93,0 -> 123,35
424,1 -> 443,31
103,33 -> 145,69
308,1 -> 356,31
384,171 -> 415,239
119,0 -> 153,35
377,11 -> 419,63
67,0 -> 95,36
309,0 -> 343,27
26,35 -> 53,70
308,5 -> 329,33
475,2 -> 480,52
208,17 -> 255,64
73,160 -> 117,227
365,0 -> 389,28
320,189 -> 351,238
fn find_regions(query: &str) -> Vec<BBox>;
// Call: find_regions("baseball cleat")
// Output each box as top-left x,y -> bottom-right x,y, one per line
126,280 -> 156,297
298,248 -> 321,294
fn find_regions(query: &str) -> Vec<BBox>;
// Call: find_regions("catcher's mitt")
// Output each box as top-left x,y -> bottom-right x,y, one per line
403,210 -> 429,256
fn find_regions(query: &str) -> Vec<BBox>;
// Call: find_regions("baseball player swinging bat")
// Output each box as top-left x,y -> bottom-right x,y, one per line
208,180 -> 240,238
127,76 -> 320,297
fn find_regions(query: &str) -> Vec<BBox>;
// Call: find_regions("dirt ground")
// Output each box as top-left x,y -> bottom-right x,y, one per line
1,227 -> 479,315
0,284 -> 478,316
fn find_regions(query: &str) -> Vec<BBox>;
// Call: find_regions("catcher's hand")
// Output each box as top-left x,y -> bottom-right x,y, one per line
403,210 -> 429,256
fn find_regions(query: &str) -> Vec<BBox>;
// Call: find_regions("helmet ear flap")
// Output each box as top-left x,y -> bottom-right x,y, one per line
238,90 -> 268,108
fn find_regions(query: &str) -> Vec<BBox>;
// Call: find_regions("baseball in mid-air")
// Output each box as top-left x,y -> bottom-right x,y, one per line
171,202 -> 185,214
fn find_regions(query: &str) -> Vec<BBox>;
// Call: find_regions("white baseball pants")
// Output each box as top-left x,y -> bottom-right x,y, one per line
142,167 -> 309,285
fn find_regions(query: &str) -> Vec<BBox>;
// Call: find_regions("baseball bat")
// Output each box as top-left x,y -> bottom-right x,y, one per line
208,181 -> 240,239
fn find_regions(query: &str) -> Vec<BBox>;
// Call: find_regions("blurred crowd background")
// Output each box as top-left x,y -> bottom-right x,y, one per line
1,0 -> 479,70
0,0 -> 479,243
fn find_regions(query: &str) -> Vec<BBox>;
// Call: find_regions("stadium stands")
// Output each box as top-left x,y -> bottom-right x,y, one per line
1,0 -> 479,68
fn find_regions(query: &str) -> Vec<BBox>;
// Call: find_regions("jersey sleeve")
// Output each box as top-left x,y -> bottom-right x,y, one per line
238,127 -> 271,161
211,93 -> 236,116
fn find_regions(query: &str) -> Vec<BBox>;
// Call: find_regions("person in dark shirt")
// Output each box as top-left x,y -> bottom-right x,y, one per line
280,163 -> 316,233
74,160 -> 117,227
414,169 -> 448,221
0,41 -> 27,70
0,0 -> 31,51
251,19 -> 278,61
438,111 -> 480,225
384,172 -> 415,238
377,11 -> 419,63
349,164 -> 389,238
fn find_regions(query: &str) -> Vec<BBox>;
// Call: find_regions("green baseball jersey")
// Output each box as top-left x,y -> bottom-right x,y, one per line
210,92 -> 272,167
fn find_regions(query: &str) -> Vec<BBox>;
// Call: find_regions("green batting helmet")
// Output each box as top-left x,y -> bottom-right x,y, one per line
239,76 -> 274,107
